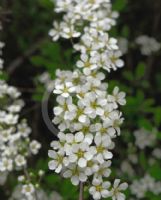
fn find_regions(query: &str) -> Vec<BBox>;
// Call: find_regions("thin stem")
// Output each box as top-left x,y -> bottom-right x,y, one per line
70,38 -> 75,47
23,167 -> 38,200
23,167 -> 30,181
79,182 -> 84,200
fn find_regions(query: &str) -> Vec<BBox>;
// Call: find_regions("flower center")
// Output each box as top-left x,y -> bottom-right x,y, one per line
97,145 -> 104,153
100,127 -> 107,134
84,61 -> 91,68
96,185 -> 103,192
77,150 -> 84,158
77,108 -> 84,117
90,101 -> 98,109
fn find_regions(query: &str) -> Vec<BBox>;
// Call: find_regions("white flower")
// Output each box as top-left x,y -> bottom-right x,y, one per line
135,35 -> 161,55
54,96 -> 75,120
134,128 -> 156,149
55,0 -> 73,13
94,134 -> 113,163
89,179 -> 111,200
109,111 -> 124,135
63,163 -> 87,185
49,22 -> 62,41
102,34 -> 118,50
49,191 -> 62,200
61,24 -> 81,39
0,158 -> 13,172
4,113 -> 19,125
54,82 -> 75,98
15,155 -> 26,167
50,132 -> 66,150
82,93 -> 106,118
106,51 -> 124,71
22,183 -> 35,196
130,179 -> 147,198
18,121 -> 31,137
94,122 -> 115,138
108,86 -> 126,107
18,175 -> 25,182
76,54 -> 97,75
30,140 -> 41,155
94,161 -> 111,179
74,100 -> 87,123
121,161 -> 134,177
112,87 -> 126,106
84,160 -> 99,176
68,142 -> 95,168
110,179 -> 128,200
48,150 -> 65,173
10,185 -> 50,200
152,148 -> 161,159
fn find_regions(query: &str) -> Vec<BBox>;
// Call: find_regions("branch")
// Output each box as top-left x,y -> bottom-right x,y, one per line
7,37 -> 47,75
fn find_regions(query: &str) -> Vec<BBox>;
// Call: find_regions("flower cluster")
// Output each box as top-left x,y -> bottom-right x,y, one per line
0,72 -> 41,176
49,0 -> 124,73
134,128 -> 156,149
10,171 -> 62,200
0,22 -> 41,183
135,35 -> 161,56
117,35 -> 161,57
48,0 -> 127,199
118,126 -> 161,199
130,174 -> 161,199
10,186 -> 62,200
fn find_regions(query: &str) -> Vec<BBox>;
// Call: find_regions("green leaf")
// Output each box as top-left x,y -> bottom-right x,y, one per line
32,93 -> 43,101
32,85 -> 44,102
31,56 -> 47,67
141,80 -> 150,89
138,119 -> 153,130
137,90 -> 144,102
146,191 -> 161,200
121,25 -> 129,38
139,152 -> 147,170
0,72 -> 8,81
38,0 -> 53,8
154,107 -> 161,126
149,163 -> 161,180
123,70 -> 134,82
135,62 -> 145,79
113,0 -> 127,11
156,131 -> 161,140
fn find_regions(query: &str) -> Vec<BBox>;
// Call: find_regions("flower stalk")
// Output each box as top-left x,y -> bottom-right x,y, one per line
79,182 -> 84,200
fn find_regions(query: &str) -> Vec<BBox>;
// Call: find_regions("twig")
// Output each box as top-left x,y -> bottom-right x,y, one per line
7,38 -> 47,75
21,103 -> 41,117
